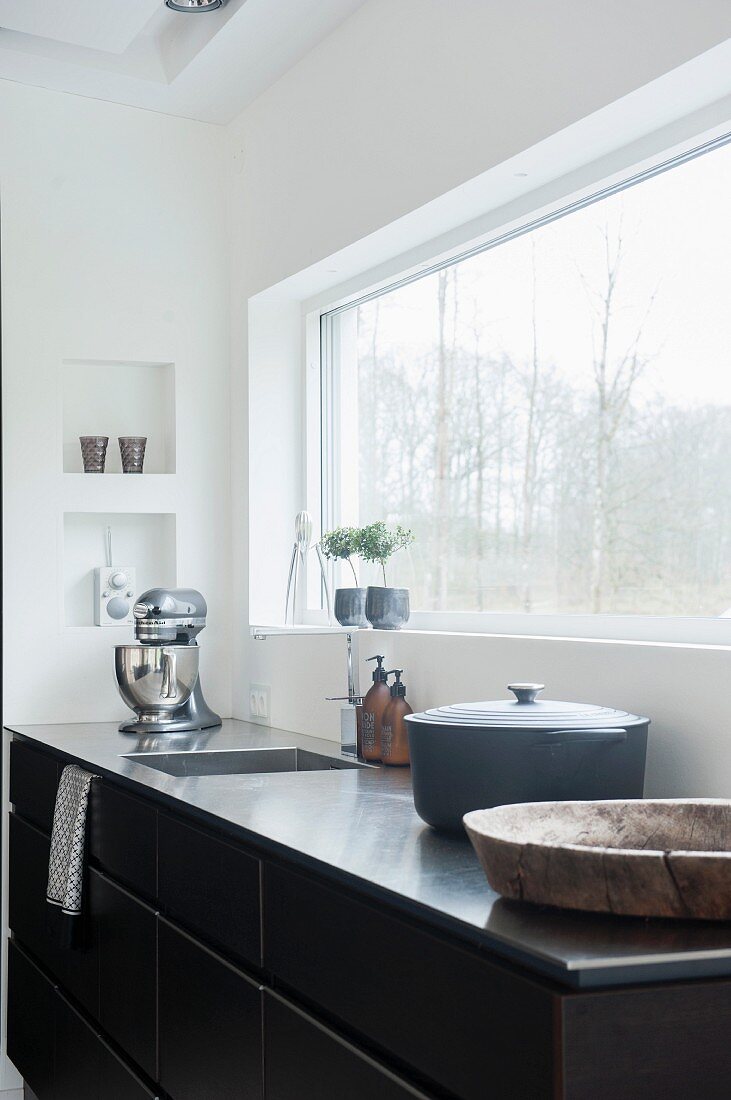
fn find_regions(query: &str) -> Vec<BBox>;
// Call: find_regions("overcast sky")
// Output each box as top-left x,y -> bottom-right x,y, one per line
359,138 -> 731,408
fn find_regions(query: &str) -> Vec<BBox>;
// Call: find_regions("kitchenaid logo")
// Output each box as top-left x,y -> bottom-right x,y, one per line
138,618 -> 197,626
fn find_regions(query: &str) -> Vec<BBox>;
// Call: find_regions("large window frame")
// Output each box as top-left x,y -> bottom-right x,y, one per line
306,131 -> 731,645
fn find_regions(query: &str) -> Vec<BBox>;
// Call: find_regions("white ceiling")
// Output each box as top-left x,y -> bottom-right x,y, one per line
0,0 -> 368,124
0,0 -> 162,54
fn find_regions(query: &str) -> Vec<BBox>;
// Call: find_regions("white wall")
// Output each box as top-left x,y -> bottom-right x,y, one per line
229,0 -> 731,296
0,77 -> 232,1095
1,79 -> 232,725
231,0 -> 731,797
248,630 -> 731,798
247,296 -> 303,624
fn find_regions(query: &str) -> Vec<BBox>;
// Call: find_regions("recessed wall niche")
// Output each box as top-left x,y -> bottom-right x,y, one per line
63,511 -> 177,628
62,359 -> 176,474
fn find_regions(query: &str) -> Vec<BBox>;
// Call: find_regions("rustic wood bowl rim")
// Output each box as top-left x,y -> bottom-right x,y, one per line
463,798 -> 731,859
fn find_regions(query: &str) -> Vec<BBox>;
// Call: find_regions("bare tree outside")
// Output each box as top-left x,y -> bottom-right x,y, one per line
353,142 -> 731,617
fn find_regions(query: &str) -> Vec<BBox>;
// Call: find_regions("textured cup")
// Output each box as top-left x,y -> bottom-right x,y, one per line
119,436 -> 147,474
79,435 -> 108,473
365,586 -> 410,630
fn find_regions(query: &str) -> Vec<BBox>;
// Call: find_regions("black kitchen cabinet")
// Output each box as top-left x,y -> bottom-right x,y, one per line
264,991 -> 432,1100
7,941 -> 55,1100
92,871 -> 158,1081
158,918 -> 264,1100
8,811 -> 65,977
8,940 -> 157,1100
89,781 -> 157,902
9,731 -> 731,1100
158,811 -> 262,970
8,813 -> 154,1082
8,812 -> 99,1014
97,1037 -> 160,1100
55,991 -> 105,1100
55,990 -> 159,1100
9,739 -> 59,833
264,863 -> 554,1100
561,981 -> 731,1100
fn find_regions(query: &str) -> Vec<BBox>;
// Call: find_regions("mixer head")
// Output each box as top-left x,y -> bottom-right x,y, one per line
133,588 -> 208,645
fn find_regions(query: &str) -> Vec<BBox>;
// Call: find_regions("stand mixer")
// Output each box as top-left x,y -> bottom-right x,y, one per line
115,588 -> 221,734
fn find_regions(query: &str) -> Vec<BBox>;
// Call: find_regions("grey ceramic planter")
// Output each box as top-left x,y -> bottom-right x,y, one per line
365,586 -> 410,630
334,587 -> 369,628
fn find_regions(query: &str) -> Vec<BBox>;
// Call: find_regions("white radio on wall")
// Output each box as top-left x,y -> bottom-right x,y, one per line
94,527 -> 136,626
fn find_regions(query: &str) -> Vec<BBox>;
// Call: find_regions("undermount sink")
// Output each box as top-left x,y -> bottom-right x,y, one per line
120,746 -> 371,777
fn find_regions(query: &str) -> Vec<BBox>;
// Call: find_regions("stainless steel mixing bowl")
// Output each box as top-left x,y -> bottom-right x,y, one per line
115,645 -> 200,722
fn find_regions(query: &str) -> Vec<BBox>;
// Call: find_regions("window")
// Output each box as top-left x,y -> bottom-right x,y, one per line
319,137 -> 731,625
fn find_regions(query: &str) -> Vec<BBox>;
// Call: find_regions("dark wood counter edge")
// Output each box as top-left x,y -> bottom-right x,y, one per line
8,726 -> 731,994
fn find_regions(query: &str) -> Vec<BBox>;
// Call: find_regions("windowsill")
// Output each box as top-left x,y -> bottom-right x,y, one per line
251,624 -> 357,638
388,626 -> 731,652
251,619 -> 731,651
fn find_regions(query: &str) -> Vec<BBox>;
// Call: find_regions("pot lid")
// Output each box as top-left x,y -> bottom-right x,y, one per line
409,684 -> 644,729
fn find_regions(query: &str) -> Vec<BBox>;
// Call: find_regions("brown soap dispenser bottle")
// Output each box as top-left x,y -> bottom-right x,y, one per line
380,670 -> 412,767
358,655 -> 390,761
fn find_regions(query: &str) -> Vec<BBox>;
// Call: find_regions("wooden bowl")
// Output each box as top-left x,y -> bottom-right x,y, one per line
463,799 -> 731,920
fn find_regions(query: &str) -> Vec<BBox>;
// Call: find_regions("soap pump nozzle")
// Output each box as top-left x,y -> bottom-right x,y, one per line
386,669 -> 406,697
366,655 -> 387,683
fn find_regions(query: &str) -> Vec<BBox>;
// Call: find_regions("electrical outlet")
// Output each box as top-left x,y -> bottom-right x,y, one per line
249,683 -> 271,725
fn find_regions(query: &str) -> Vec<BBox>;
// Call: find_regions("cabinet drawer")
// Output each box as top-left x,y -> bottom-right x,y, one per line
9,812 -> 99,1014
92,871 -> 158,1082
56,990 -> 160,1100
55,990 -> 104,1100
98,1036 -> 160,1100
562,981 -> 731,1100
10,738 -> 60,833
89,780 -> 157,901
158,812 -> 261,968
8,941 -> 158,1100
7,940 -> 55,1100
264,865 -> 555,1100
158,918 -> 263,1100
264,992 -> 432,1100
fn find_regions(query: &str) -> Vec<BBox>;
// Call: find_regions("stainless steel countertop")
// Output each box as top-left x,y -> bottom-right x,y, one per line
6,719 -> 731,989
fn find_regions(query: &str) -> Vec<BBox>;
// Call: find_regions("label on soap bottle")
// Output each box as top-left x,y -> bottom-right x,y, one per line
362,710 -> 377,752
380,724 -> 392,758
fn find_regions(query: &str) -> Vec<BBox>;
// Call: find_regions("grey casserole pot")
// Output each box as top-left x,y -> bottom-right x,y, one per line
405,683 -> 649,832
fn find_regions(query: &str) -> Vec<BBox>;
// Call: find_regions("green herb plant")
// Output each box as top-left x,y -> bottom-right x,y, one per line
319,527 -> 361,585
357,522 -> 414,587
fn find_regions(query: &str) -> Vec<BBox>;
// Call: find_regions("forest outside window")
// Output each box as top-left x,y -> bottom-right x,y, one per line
319,138 -> 731,625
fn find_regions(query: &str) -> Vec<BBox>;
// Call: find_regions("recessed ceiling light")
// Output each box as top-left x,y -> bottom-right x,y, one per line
165,0 -> 225,12
514,172 -> 528,178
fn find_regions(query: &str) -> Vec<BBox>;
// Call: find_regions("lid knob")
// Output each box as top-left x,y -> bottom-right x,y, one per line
508,683 -> 545,704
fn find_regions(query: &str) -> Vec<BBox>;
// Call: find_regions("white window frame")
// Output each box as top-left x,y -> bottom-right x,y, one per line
305,130 -> 731,646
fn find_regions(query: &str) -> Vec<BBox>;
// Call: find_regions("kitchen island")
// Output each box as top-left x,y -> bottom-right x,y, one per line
5,720 -> 731,1099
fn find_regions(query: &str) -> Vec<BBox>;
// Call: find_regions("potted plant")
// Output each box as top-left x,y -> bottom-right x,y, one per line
358,522 -> 415,630
320,527 -> 368,627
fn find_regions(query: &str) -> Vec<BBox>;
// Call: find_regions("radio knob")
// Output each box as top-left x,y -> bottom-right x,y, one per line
109,571 -> 128,590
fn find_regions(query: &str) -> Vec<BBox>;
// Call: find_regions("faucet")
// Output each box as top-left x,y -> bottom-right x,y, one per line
251,627 -> 361,757
325,632 -> 362,756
